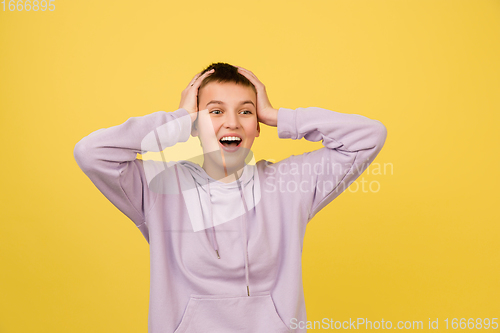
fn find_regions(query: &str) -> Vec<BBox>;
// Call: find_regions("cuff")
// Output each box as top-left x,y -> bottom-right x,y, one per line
277,107 -> 298,140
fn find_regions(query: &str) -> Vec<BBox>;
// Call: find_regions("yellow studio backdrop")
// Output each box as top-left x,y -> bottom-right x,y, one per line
1,0 -> 499,332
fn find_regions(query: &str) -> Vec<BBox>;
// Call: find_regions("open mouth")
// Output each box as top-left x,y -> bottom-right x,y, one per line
219,136 -> 242,151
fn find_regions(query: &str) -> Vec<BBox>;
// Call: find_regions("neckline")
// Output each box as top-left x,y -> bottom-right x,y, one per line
181,160 -> 251,187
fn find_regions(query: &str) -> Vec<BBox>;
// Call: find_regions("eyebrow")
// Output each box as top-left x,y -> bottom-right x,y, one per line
206,100 -> 255,107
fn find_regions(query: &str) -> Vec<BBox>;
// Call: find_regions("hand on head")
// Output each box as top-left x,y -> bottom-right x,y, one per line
234,65 -> 278,127
179,69 -> 215,124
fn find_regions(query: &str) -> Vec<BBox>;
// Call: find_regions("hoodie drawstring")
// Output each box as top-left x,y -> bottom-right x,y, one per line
235,172 -> 251,296
205,179 -> 220,259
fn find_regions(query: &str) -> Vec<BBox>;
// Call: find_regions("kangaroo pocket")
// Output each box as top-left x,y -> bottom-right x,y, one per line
173,291 -> 290,333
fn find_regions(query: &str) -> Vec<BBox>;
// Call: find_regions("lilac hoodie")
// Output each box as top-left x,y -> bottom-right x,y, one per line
73,107 -> 387,333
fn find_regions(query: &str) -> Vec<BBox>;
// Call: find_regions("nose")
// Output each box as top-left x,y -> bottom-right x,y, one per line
223,110 -> 240,129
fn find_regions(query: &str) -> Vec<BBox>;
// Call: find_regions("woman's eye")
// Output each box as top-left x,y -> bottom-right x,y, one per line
240,110 -> 252,114
210,110 -> 222,114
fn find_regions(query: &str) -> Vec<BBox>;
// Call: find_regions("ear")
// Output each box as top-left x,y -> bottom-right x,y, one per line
191,124 -> 203,148
191,119 -> 199,137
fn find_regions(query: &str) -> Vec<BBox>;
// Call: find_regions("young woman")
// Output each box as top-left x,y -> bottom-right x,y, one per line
74,62 -> 387,333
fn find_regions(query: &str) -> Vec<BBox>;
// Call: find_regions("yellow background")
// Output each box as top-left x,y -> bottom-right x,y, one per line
1,0 -> 499,332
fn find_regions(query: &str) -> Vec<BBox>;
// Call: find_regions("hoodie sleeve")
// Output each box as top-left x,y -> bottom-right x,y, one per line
73,108 -> 192,240
274,107 -> 387,222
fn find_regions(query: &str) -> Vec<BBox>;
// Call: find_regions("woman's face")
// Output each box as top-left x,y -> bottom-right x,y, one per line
194,81 -> 260,174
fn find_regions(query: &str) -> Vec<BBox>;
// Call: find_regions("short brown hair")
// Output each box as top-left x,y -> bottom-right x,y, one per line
197,62 -> 256,107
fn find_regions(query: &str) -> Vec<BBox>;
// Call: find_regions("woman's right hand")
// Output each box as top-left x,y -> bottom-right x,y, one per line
179,68 -> 215,124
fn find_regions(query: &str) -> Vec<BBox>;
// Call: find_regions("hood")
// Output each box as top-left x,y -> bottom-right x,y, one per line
173,160 -> 261,296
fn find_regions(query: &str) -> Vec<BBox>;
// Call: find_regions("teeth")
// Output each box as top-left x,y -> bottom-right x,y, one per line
220,136 -> 242,142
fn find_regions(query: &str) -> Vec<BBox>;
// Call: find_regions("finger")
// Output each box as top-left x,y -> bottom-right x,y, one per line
236,67 -> 252,79
191,69 -> 214,89
236,66 -> 255,77
237,67 -> 252,76
235,65 -> 249,72
237,68 -> 262,87
187,73 -> 203,88
237,66 -> 259,81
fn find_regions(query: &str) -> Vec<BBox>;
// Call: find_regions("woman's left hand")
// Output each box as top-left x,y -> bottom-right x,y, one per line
236,66 -> 279,127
